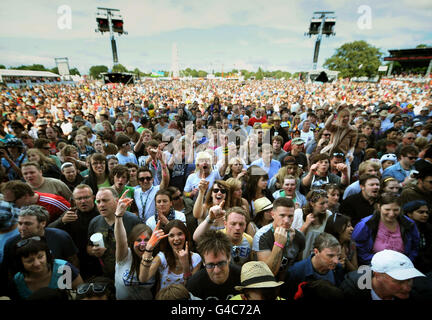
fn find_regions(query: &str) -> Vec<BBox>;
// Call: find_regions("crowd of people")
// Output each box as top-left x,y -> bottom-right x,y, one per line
0,77 -> 431,301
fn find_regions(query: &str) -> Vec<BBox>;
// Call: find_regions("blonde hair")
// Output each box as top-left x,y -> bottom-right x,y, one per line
27,148 -> 56,170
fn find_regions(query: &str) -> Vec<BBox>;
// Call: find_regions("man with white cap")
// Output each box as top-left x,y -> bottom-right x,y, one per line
230,261 -> 285,300
340,250 -> 430,300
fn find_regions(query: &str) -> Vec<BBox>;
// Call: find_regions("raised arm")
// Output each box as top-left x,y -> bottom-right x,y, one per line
192,179 -> 209,219
139,221 -> 167,283
193,201 -> 225,242
114,190 -> 134,262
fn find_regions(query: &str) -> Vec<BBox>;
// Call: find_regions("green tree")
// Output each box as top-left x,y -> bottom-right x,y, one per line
416,44 -> 429,48
70,68 -> 81,76
89,65 -> 109,79
323,40 -> 383,78
112,64 -> 128,73
255,67 -> 264,80
15,64 -> 48,71
0,65 -> 6,69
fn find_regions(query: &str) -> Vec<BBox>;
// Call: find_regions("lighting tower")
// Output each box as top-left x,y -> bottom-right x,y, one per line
95,7 -> 128,67
171,43 -> 180,79
305,11 -> 336,70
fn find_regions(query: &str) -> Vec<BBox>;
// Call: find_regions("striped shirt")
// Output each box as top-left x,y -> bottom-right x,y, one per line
35,191 -> 70,223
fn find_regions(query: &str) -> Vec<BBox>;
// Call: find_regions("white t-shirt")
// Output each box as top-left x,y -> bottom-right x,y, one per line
157,251 -> 202,289
183,169 -> 222,193
134,185 -> 160,222
115,248 -> 155,300
145,210 -> 187,231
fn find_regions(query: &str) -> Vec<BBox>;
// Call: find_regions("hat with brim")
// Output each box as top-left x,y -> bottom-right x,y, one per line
371,250 -> 425,281
235,261 -> 284,291
254,197 -> 273,214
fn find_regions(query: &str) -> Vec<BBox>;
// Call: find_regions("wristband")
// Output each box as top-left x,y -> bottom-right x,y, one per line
206,216 -> 215,224
144,248 -> 153,253
115,215 -> 122,219
274,241 -> 284,249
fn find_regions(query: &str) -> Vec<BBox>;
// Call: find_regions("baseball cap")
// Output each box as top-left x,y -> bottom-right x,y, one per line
371,250 -> 425,280
292,137 -> 305,145
414,122 -> 423,127
380,153 -> 397,164
235,261 -> 284,291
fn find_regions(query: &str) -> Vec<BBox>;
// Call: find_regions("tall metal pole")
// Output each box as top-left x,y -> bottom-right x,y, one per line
312,14 -> 325,70
106,10 -> 119,66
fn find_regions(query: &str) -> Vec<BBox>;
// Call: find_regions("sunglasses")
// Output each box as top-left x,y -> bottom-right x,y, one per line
204,260 -> 228,269
172,195 -> 181,201
77,282 -> 108,295
212,188 -> 227,194
138,176 -> 152,182
332,152 -> 345,158
16,236 -> 42,248
407,156 -> 417,160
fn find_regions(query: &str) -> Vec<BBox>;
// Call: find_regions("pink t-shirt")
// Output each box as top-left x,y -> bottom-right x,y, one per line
373,220 -> 404,254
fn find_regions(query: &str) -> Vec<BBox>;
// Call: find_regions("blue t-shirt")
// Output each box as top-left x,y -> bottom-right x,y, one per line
116,152 -> 138,165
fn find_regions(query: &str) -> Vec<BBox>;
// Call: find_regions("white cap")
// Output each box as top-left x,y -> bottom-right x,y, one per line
371,250 -> 425,280
380,153 -> 397,164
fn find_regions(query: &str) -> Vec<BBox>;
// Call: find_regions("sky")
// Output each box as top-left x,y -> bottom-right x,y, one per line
0,0 -> 431,75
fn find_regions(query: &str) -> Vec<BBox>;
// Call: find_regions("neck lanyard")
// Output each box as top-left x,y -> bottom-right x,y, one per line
140,186 -> 153,215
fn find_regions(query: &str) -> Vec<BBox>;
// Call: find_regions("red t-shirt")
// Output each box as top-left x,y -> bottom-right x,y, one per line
35,191 -> 70,223
248,116 -> 267,127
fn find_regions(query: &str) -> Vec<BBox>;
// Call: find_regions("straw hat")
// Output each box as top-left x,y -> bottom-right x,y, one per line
254,197 -> 273,214
235,261 -> 284,291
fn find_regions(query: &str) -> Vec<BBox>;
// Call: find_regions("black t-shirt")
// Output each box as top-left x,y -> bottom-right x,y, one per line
87,212 -> 141,279
186,264 -> 241,300
252,224 -> 305,279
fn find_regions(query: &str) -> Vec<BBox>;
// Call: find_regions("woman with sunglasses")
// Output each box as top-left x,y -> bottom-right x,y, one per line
139,220 -> 201,292
12,237 -> 83,300
193,180 -> 230,230
324,213 -> 358,272
114,191 -> 155,300
292,189 -> 333,260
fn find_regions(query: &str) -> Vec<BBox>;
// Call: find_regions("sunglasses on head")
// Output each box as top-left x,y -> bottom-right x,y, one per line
76,282 -> 108,295
138,176 -> 152,182
172,195 -> 181,201
212,188 -> 226,194
16,236 -> 42,248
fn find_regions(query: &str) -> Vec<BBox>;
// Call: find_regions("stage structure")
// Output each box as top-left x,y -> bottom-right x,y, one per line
305,11 -> 336,70
55,57 -> 71,80
384,47 -> 432,77
95,7 -> 127,67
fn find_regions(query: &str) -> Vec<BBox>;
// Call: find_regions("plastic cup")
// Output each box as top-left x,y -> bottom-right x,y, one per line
90,233 -> 105,248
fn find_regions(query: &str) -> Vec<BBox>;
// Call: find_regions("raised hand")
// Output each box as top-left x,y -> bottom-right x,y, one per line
115,190 -> 133,217
176,241 -> 190,270
274,227 -> 288,248
198,179 -> 209,193
209,200 -> 225,221
146,221 -> 168,250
